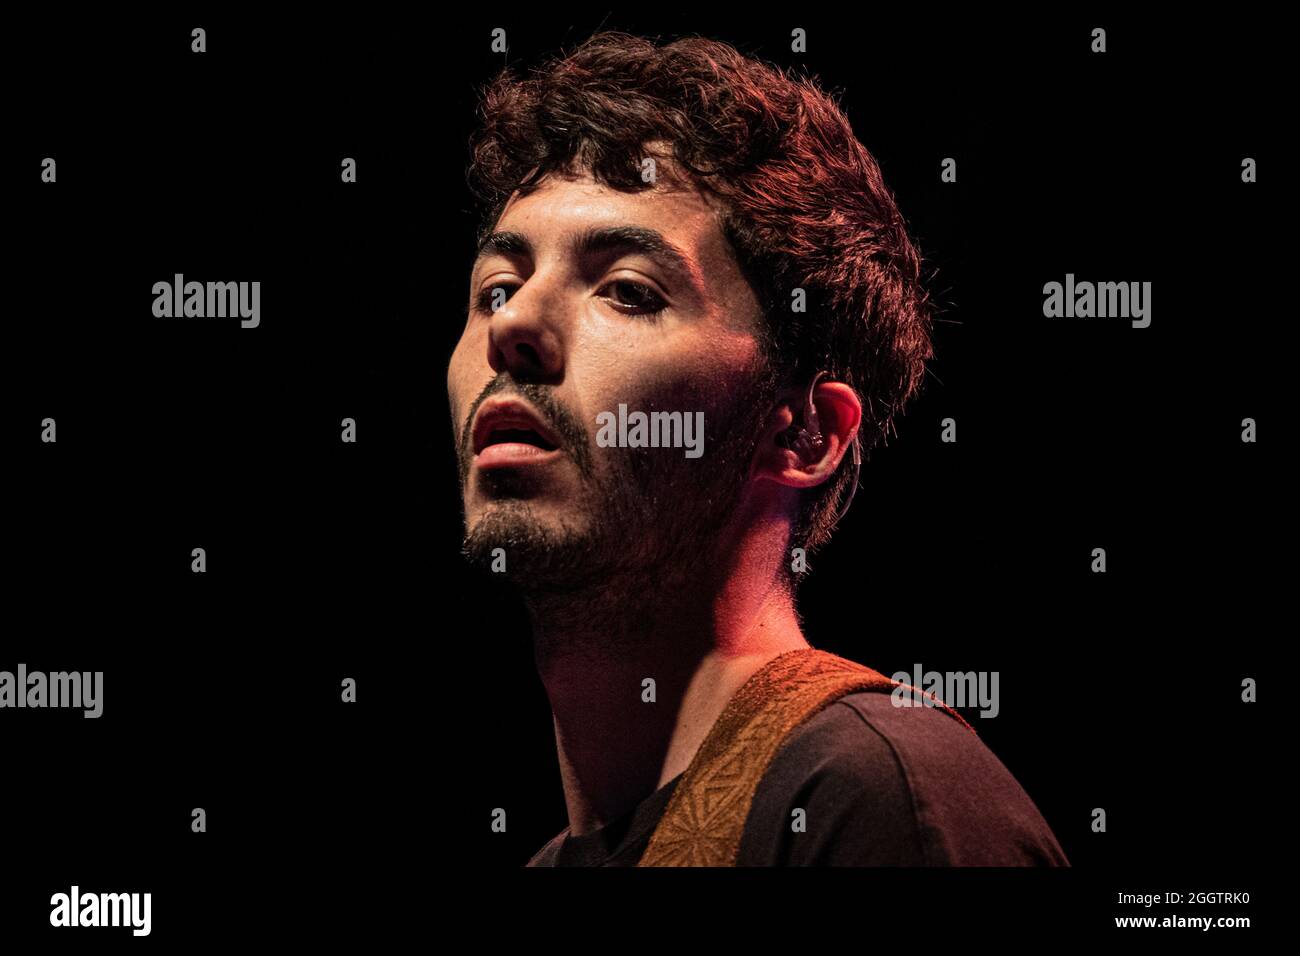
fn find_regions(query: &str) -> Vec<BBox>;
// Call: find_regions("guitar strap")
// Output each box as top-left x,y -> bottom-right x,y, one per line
638,647 -> 976,866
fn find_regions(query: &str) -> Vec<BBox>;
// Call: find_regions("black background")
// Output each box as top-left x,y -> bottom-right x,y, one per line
4,8 -> 1278,944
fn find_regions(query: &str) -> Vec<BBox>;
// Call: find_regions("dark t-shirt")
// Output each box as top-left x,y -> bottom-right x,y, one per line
526,691 -> 1069,866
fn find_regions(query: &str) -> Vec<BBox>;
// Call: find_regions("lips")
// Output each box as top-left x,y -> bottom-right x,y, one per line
471,399 -> 561,456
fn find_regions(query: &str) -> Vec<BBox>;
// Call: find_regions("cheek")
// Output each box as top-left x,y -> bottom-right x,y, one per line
579,327 -> 761,417
446,337 -> 480,428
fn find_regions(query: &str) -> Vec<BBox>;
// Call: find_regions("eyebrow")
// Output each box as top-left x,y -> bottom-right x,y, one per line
474,225 -> 703,296
475,230 -> 533,262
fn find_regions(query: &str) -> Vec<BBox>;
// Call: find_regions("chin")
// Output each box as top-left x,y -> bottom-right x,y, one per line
462,503 -> 586,570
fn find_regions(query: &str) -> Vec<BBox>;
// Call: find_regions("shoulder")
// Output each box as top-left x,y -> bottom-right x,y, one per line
525,828 -> 567,867
735,689 -> 1069,866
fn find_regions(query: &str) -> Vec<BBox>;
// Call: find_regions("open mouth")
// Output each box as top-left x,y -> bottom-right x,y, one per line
472,399 -> 563,459
481,427 -> 558,452
470,399 -> 565,471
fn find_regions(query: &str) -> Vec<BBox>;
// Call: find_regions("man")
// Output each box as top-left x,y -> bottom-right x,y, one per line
448,31 -> 1067,866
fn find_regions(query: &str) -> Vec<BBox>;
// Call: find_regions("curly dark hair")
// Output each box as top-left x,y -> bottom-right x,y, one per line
467,31 -> 934,567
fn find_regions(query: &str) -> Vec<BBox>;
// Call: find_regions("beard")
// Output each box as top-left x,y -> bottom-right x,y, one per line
459,361 -> 778,596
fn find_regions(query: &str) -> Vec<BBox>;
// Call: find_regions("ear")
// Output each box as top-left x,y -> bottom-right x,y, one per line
751,379 -> 862,490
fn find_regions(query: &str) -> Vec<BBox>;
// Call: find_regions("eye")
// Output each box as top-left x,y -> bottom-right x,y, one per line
599,279 -> 668,318
474,282 -> 518,315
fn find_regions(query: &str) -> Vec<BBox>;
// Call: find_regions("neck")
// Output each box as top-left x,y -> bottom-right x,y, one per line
525,514 -> 808,837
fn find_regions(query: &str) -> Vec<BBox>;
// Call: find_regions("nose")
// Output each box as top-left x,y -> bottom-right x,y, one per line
487,275 -> 565,383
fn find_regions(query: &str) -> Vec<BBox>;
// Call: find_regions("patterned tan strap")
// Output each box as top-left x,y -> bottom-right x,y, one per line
637,647 -> 976,867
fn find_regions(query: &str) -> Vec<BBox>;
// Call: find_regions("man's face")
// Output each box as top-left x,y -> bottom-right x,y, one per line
447,168 -> 776,591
